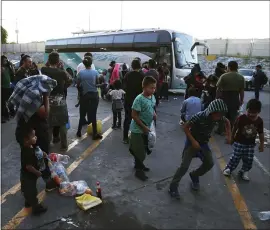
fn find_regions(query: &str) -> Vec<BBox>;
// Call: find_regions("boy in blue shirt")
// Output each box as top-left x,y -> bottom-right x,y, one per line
129,76 -> 157,181
180,87 -> 202,123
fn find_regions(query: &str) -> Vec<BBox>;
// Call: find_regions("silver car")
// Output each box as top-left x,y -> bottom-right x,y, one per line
238,69 -> 255,91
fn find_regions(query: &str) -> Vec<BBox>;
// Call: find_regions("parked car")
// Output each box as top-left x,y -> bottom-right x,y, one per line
238,68 -> 256,90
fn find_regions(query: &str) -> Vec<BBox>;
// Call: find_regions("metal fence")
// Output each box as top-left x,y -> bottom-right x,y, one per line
1,38 -> 270,57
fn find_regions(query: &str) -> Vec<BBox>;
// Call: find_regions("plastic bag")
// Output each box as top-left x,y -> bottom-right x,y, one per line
75,194 -> 102,211
59,181 -> 77,196
72,180 -> 89,195
66,117 -> 71,130
48,160 -> 69,185
148,122 -> 156,150
87,120 -> 102,135
49,153 -> 70,164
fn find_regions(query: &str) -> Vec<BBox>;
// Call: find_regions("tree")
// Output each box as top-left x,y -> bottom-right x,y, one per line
1,26 -> 8,44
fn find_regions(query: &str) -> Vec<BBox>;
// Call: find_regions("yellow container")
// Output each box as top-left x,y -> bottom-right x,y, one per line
87,120 -> 102,135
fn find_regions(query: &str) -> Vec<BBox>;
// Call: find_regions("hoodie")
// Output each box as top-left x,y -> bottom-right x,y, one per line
188,99 -> 228,144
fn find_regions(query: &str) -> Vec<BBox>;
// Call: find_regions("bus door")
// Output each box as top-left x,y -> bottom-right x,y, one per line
156,46 -> 173,88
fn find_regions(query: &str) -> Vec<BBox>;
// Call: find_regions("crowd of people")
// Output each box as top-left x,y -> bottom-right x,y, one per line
1,51 -> 267,213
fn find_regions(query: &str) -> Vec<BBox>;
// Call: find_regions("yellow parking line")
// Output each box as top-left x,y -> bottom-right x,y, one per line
2,127 -> 113,230
210,138 -> 257,230
1,116 -> 111,205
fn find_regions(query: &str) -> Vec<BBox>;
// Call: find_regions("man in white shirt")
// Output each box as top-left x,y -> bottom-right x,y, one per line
77,52 -> 96,74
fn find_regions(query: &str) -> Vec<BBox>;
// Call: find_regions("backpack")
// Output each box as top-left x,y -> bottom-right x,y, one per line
261,72 -> 268,85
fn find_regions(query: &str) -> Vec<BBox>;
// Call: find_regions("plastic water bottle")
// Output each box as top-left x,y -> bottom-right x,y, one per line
258,211 -> 270,221
57,154 -> 70,164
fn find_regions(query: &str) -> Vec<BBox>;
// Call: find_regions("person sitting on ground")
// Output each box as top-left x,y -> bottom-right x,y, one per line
108,80 -> 125,129
223,99 -> 264,181
169,99 -> 231,199
129,76 -> 157,181
180,87 -> 202,124
20,126 -> 54,215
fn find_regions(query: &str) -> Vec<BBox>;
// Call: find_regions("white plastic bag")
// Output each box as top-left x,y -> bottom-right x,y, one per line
72,180 -> 89,195
148,122 -> 156,150
59,181 -> 77,196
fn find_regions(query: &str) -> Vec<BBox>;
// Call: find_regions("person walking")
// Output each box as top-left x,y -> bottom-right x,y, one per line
253,65 -> 268,100
216,61 -> 245,135
41,52 -> 71,150
76,57 -> 103,140
15,55 -> 32,84
122,59 -> 145,144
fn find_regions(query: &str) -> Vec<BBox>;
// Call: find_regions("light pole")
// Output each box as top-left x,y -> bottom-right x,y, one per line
15,18 -> 19,44
120,1 -> 123,30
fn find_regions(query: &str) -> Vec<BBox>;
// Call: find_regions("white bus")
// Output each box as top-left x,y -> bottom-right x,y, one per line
45,28 -> 209,92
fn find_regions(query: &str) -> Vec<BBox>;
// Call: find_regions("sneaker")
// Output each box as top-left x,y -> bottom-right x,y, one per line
60,146 -> 68,152
134,165 -> 150,172
92,134 -> 103,140
135,170 -> 148,181
112,125 -> 117,130
168,185 -> 180,199
241,171 -> 250,181
32,204 -> 47,216
123,139 -> 129,144
189,173 -> 200,191
75,103 -> 79,108
223,168 -> 231,176
45,180 -> 58,192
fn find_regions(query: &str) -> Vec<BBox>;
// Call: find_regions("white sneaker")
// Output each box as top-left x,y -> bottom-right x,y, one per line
241,172 -> 250,181
223,168 -> 231,176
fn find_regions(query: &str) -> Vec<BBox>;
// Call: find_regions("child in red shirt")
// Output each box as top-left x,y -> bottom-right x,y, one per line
223,99 -> 264,181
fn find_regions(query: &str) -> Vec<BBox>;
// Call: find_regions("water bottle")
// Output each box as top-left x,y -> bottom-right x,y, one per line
258,211 -> 270,221
57,154 -> 70,164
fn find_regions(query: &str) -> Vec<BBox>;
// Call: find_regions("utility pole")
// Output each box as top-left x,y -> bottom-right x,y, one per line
120,1 -> 123,30
15,18 -> 19,44
88,11 -> 91,31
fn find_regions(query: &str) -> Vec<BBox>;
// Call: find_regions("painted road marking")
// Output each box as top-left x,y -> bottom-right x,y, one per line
2,127 -> 113,230
210,138 -> 257,230
253,156 -> 270,177
1,115 -> 111,205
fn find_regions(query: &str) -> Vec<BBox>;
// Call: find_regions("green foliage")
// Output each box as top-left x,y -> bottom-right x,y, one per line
1,26 -> 8,44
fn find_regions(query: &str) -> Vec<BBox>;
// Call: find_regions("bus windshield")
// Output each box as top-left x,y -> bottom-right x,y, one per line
173,33 -> 198,69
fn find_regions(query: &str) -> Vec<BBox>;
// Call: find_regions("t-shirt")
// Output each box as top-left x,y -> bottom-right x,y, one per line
130,94 -> 156,134
77,62 -> 95,74
41,67 -> 69,96
21,146 -> 39,178
122,71 -> 145,107
1,67 -> 11,88
216,71 -> 245,109
77,69 -> 99,94
188,111 -> 224,144
109,89 -> 125,100
234,114 -> 264,145
145,69 -> 159,83
181,96 -> 202,121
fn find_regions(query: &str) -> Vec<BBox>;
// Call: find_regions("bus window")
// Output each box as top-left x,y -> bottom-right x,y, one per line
134,32 -> 158,43
173,33 -> 198,68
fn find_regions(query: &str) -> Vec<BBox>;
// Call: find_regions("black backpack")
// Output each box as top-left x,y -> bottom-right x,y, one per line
261,72 -> 268,85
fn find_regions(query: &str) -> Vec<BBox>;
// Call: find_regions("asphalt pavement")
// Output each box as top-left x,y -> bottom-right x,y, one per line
1,87 -> 269,229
